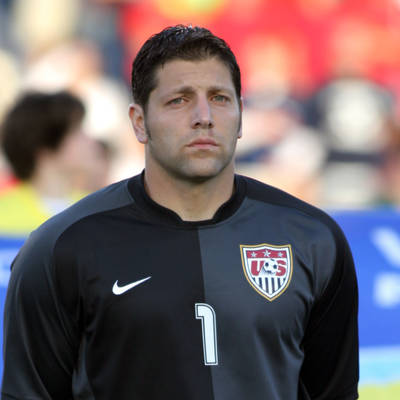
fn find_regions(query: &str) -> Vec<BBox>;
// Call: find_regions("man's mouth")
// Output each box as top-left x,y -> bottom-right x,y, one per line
187,138 -> 218,149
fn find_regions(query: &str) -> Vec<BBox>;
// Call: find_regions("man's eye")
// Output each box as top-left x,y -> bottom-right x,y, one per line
168,98 -> 184,105
213,95 -> 229,103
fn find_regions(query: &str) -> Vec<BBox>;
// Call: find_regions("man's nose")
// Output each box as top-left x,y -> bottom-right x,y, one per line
191,96 -> 214,129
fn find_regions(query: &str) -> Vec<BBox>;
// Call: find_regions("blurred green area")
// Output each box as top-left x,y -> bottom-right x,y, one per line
360,383 -> 400,399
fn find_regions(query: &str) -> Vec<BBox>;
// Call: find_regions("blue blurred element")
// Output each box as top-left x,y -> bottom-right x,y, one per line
0,235 -> 25,382
332,210 -> 400,348
332,209 -> 400,387
360,346 -> 400,385
0,235 -> 25,310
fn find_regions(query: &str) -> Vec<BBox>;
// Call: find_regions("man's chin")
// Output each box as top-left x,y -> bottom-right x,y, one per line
183,174 -> 217,184
173,163 -> 232,183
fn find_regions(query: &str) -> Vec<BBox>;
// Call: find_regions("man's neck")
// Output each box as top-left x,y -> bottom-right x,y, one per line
143,166 -> 235,222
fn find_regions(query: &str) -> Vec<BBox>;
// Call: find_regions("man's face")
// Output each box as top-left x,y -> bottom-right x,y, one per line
132,57 -> 242,182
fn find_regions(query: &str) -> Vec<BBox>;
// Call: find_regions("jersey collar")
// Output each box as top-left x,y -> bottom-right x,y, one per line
127,170 -> 246,228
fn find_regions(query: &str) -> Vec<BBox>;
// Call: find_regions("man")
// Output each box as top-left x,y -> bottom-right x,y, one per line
1,26 -> 358,399
0,91 -> 108,236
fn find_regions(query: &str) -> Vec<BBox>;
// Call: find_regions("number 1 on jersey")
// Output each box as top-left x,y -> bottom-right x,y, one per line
195,303 -> 218,365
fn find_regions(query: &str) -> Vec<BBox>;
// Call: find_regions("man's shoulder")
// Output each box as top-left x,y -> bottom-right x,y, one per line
239,174 -> 342,235
25,178 -> 135,254
8,177 -> 139,287
241,174 -> 317,210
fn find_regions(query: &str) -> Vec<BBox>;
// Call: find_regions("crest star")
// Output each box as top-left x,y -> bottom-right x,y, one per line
263,250 -> 270,257
278,252 -> 283,257
251,251 -> 257,258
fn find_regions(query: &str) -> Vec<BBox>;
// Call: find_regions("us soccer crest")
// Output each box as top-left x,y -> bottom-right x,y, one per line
240,243 -> 293,301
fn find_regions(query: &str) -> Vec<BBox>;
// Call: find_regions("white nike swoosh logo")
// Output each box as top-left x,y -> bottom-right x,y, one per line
112,276 -> 151,295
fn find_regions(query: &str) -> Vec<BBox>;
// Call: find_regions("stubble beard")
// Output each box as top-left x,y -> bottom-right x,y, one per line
144,115 -> 241,184
145,137 -> 238,185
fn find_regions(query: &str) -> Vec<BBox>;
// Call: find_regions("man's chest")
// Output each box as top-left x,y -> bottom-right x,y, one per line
72,220 -> 320,350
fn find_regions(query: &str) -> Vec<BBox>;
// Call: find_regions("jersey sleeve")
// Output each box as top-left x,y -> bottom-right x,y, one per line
299,224 -> 359,400
1,230 -> 80,400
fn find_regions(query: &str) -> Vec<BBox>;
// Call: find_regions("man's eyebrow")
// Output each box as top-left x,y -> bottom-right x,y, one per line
207,85 -> 235,94
166,85 -> 235,95
167,86 -> 196,95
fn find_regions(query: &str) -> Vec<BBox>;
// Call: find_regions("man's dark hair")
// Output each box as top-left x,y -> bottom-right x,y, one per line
1,91 -> 85,180
131,25 -> 241,109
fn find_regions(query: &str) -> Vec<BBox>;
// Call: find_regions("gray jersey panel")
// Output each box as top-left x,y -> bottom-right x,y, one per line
198,197 -> 337,400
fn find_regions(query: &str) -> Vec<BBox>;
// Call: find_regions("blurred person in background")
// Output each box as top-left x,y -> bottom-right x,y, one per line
236,92 -> 326,205
0,49 -> 20,192
0,90 -> 110,236
380,120 -> 400,207
7,0 -> 141,184
23,38 -> 143,183
305,16 -> 396,208
305,76 -> 394,209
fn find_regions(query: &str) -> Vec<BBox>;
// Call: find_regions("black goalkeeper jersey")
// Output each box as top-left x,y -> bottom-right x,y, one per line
1,173 -> 359,400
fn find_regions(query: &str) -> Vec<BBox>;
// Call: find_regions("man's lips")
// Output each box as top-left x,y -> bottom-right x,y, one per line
187,138 -> 218,147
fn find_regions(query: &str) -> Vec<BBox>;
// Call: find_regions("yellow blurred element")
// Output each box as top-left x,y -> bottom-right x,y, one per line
359,382 -> 400,399
155,0 -> 227,19
0,183 -> 84,236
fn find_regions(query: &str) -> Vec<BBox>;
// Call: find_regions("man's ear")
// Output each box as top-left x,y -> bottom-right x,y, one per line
129,103 -> 148,144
